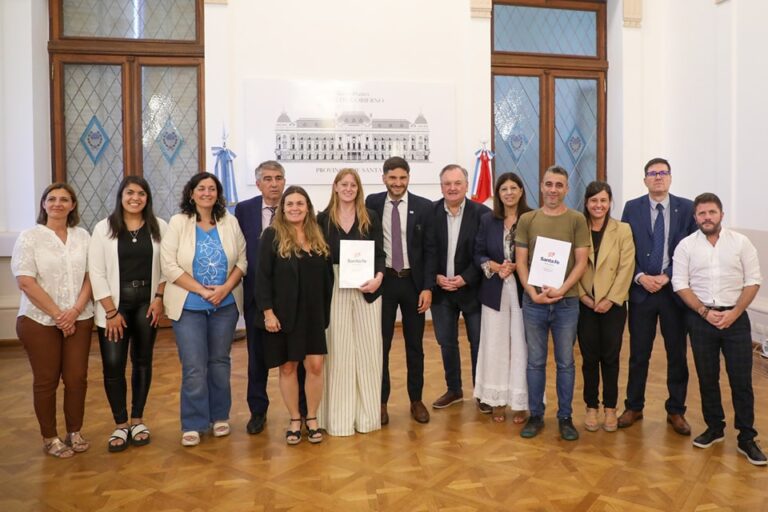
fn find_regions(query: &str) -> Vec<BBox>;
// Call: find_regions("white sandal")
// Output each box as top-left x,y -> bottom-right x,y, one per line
181,431 -> 200,447
108,427 -> 130,452
212,421 -> 230,438
129,423 -> 151,447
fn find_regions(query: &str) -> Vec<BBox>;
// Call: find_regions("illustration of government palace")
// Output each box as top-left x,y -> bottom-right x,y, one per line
274,111 -> 430,162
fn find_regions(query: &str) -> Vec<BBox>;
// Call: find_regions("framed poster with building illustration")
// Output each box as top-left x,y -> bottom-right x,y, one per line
243,79 -> 455,185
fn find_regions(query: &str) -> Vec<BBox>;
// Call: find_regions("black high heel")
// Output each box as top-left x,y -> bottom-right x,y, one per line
305,417 -> 323,444
286,418 -> 302,445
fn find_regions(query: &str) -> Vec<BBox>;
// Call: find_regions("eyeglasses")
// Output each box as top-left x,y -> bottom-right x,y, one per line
645,170 -> 671,178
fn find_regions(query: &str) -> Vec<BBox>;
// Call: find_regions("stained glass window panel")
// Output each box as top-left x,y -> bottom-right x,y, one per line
62,0 -> 196,41
142,66 -> 199,222
494,75 -> 540,208
63,64 -> 124,231
554,78 -> 597,210
494,6 -> 597,57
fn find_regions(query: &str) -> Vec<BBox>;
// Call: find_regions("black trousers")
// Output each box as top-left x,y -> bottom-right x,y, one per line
244,301 -> 306,417
625,285 -> 689,414
381,273 -> 425,404
577,302 -> 627,408
687,310 -> 756,442
98,285 -> 156,424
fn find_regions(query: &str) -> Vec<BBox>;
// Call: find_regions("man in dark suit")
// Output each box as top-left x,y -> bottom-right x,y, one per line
234,160 -> 305,434
365,156 -> 436,425
618,157 -> 697,435
431,164 -> 491,411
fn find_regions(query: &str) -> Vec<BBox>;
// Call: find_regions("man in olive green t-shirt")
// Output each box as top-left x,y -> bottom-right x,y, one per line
515,165 -> 590,441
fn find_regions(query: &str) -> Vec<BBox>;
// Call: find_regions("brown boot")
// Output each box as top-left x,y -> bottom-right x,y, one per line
584,407 -> 599,432
603,408 -> 618,432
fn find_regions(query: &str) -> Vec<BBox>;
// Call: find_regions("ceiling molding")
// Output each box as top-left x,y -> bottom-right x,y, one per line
471,0 -> 492,19
624,0 -> 642,28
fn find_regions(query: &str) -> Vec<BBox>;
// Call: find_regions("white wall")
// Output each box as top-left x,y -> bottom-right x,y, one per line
0,0 -> 50,339
1,0 -> 767,340
204,0 -> 490,209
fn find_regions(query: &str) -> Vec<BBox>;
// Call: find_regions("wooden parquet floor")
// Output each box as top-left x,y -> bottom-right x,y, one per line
2,324 -> 768,512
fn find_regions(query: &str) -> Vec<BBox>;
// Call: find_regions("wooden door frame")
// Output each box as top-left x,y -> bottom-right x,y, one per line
50,56 -> 205,182
491,0 -> 607,205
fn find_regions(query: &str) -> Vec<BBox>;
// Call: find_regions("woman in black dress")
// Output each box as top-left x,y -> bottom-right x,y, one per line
255,186 -> 333,445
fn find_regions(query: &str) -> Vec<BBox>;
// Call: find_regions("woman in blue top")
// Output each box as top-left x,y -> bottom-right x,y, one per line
161,172 -> 247,447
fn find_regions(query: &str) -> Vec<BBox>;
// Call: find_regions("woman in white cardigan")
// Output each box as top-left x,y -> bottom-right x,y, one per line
89,176 -> 167,452
161,172 -> 246,447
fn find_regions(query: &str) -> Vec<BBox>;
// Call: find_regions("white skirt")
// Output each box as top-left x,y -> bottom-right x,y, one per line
473,276 -> 528,409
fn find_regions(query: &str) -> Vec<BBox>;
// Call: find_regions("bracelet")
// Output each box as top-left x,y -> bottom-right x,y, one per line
106,310 -> 120,320
699,306 -> 710,318
154,293 -> 164,299
105,308 -> 117,315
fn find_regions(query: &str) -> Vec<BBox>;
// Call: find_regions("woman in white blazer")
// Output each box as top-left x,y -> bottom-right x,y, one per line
89,176 -> 167,452
161,172 -> 246,447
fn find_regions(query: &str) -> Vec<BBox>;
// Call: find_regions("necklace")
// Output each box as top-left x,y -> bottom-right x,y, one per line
128,224 -> 143,243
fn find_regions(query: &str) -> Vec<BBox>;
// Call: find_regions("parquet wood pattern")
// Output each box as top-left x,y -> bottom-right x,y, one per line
1,324 -> 767,512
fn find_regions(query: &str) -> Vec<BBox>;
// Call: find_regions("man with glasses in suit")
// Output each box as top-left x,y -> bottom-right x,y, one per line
618,157 -> 697,435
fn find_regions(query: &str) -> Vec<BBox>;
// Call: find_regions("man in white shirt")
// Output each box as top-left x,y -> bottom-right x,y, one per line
672,192 -> 765,466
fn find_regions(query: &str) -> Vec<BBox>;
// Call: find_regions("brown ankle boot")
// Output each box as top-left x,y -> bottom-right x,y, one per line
603,408 -> 618,432
585,407 -> 599,432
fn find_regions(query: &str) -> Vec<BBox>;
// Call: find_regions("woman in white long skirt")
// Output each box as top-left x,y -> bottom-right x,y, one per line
473,173 -> 532,423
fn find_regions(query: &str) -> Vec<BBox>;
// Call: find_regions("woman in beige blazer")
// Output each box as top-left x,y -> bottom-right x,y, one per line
161,172 -> 246,447
577,181 -> 635,432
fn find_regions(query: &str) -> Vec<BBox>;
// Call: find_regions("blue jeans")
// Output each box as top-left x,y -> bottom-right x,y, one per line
523,295 -> 579,419
431,298 -> 481,393
173,304 -> 239,431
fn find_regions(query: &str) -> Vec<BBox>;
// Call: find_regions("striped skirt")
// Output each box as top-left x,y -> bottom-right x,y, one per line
318,265 -> 383,436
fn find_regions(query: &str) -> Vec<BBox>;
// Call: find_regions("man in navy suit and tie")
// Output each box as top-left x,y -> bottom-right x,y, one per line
430,164 -> 491,412
235,160 -> 305,434
618,157 -> 697,435
366,156 -> 436,425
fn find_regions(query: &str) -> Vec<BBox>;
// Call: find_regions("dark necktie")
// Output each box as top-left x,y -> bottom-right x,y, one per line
267,206 -> 276,226
391,200 -> 404,272
649,203 -> 665,275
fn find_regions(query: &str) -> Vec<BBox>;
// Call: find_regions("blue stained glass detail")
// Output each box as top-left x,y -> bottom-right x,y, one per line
494,6 -> 597,57
79,115 -> 110,164
156,117 -> 184,165
555,79 -> 598,210
565,125 -> 586,165
494,75 -> 540,208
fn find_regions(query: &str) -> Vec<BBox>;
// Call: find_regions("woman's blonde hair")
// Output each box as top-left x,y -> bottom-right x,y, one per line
324,168 -> 371,235
272,186 -> 329,258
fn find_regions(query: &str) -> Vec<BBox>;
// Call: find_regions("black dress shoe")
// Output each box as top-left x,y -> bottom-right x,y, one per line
692,428 -> 724,449
246,413 -> 267,435
737,439 -> 768,466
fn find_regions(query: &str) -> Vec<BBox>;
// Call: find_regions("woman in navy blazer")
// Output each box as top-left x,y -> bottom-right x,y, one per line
473,173 -> 531,423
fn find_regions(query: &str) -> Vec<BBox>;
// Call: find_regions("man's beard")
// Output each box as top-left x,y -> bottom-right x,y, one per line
699,222 -> 721,235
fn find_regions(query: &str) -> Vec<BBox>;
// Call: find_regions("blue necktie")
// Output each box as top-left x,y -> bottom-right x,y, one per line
649,203 -> 665,275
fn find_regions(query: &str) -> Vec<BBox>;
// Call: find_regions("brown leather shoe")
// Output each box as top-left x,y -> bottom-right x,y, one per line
617,409 -> 643,428
432,390 -> 464,409
410,401 -> 430,423
667,413 -> 691,436
381,404 -> 389,426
